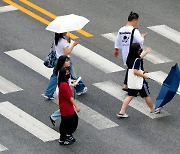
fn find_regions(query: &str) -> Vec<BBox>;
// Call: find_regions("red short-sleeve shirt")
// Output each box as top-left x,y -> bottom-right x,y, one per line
59,82 -> 74,116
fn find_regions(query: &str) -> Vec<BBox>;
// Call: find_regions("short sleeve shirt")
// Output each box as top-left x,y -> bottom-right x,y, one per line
127,58 -> 144,71
59,82 -> 74,116
55,38 -> 69,59
114,26 -> 144,65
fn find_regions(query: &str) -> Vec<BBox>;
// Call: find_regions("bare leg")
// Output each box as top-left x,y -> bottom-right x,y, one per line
144,96 -> 155,112
119,96 -> 134,114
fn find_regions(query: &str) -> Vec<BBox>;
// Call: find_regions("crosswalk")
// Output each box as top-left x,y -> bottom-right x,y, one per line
102,32 -> 173,64
0,6 -> 180,150
0,144 -> 8,152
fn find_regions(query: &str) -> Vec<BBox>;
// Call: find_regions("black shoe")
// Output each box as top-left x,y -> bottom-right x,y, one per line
59,139 -> 74,145
50,116 -> 56,126
67,135 -> 76,142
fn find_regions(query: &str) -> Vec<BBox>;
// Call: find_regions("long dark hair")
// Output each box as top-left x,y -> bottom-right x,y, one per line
58,67 -> 68,85
126,43 -> 141,65
55,33 -> 64,46
55,55 -> 69,75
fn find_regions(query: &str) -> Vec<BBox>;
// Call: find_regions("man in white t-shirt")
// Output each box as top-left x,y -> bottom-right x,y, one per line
114,11 -> 147,91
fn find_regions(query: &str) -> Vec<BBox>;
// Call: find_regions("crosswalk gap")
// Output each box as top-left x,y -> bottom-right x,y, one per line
93,80 -> 171,119
101,32 -> 173,64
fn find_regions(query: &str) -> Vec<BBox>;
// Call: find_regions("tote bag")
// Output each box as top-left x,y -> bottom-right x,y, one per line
127,58 -> 143,90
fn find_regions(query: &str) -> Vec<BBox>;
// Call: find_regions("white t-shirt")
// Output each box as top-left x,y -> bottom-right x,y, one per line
55,38 -> 69,59
114,26 -> 144,65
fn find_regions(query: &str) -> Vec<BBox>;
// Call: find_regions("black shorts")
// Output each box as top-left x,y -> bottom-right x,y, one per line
128,81 -> 150,97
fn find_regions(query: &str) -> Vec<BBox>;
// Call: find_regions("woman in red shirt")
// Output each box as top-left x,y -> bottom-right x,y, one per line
58,67 -> 80,145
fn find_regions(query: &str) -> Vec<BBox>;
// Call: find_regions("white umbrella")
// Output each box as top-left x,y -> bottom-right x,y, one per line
46,14 -> 89,33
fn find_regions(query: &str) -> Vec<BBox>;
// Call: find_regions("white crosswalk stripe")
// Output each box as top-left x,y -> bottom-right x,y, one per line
0,76 -> 23,94
102,32 -> 173,64
76,100 -> 118,130
5,49 -> 119,130
0,144 -> 8,152
148,25 -> 180,45
93,81 -> 171,119
0,101 -> 59,142
0,5 -> 18,13
5,49 -> 53,79
147,71 -> 180,95
71,41 -> 124,73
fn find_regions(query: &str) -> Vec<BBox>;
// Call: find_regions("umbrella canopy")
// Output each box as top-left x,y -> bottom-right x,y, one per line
155,63 -> 180,109
46,14 -> 89,33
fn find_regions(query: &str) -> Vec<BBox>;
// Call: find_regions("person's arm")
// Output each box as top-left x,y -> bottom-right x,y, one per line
140,47 -> 152,58
114,48 -> 119,57
70,97 -> 80,112
133,59 -> 149,79
134,69 -> 149,79
134,29 -> 145,45
63,41 -> 78,55
114,32 -> 121,57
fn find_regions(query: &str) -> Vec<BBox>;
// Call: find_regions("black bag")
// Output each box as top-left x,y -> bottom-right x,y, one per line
44,42 -> 57,68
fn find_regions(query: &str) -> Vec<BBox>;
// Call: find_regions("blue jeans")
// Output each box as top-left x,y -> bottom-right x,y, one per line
51,109 -> 61,121
45,59 -> 58,97
45,58 -> 86,97
70,60 -> 86,93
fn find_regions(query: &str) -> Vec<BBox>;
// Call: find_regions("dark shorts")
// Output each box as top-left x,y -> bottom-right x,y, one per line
128,81 -> 150,97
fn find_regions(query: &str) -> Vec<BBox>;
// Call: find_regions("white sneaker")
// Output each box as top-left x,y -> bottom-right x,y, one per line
117,113 -> 129,118
76,87 -> 87,96
41,94 -> 55,100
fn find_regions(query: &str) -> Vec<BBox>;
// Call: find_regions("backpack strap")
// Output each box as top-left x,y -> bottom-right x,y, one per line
130,28 -> 137,45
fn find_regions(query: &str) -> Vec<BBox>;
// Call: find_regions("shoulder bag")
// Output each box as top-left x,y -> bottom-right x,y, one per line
44,42 -> 57,68
127,58 -> 144,90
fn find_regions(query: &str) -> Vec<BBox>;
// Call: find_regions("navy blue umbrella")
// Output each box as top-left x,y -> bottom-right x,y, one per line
155,64 -> 180,109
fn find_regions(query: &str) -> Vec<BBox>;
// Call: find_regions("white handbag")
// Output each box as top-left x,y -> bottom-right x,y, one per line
127,58 -> 144,90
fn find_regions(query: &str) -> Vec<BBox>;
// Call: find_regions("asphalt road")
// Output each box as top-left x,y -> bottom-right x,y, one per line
0,0 -> 180,154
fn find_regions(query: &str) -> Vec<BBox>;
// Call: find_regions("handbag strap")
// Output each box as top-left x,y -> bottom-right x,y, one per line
132,58 -> 141,69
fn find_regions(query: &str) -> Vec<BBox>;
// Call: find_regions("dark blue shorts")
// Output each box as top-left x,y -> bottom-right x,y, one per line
128,81 -> 150,97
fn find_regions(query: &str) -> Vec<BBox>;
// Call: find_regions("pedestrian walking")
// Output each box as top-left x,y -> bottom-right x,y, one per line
114,11 -> 147,91
49,55 -> 78,126
42,32 -> 87,100
117,43 -> 160,118
58,67 -> 80,145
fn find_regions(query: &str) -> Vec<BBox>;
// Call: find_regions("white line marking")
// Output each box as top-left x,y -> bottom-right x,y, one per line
76,100 -> 118,130
5,49 -> 53,79
0,5 -> 18,13
71,41 -> 124,73
0,76 -> 23,94
93,81 -> 170,119
147,71 -> 180,95
5,49 -> 118,130
0,101 -> 59,142
102,32 -> 172,64
148,25 -> 180,45
0,144 -> 8,152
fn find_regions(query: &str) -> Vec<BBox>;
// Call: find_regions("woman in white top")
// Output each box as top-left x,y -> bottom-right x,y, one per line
43,32 -> 85,99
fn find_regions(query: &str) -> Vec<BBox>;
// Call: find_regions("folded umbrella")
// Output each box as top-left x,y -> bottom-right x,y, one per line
155,63 -> 180,109
46,14 -> 89,33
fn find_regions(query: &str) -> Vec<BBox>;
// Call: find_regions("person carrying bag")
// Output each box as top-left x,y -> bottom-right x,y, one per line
117,43 -> 160,118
